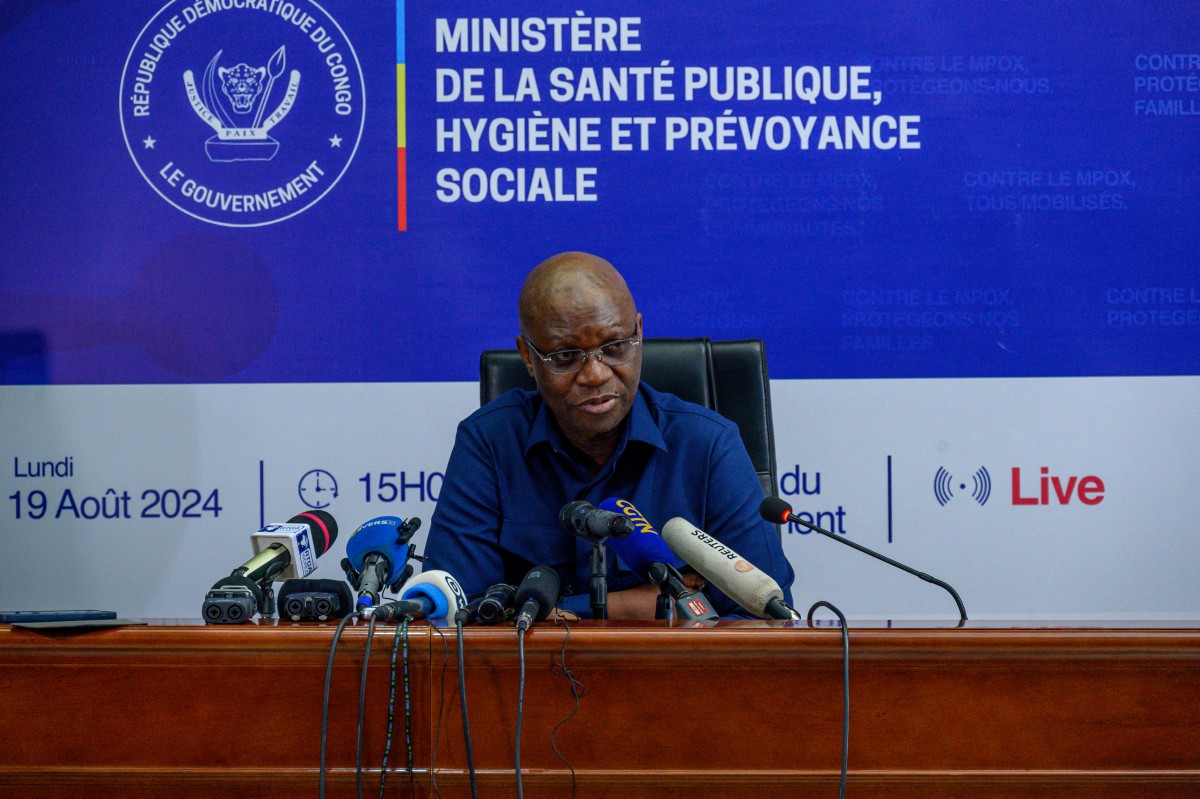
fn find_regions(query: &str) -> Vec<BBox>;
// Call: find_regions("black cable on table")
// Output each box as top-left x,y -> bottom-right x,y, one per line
455,617 -> 480,799
808,600 -> 850,799
320,611 -> 355,799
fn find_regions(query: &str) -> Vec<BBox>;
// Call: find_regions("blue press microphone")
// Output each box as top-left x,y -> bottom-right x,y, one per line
598,497 -> 678,567
598,498 -> 719,623
340,515 -> 421,612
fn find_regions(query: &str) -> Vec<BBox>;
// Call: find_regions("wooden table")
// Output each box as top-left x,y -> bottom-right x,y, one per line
1,619 -> 1197,797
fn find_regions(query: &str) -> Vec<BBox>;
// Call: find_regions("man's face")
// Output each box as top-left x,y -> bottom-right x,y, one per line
517,284 -> 643,452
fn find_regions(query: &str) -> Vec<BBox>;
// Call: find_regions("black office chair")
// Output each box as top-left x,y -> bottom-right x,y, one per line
479,337 -> 778,499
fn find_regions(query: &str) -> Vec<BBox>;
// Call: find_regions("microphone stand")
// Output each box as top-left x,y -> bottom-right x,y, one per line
785,512 -> 967,622
588,539 -> 608,620
261,584 -> 277,618
646,562 -> 676,621
645,563 -> 719,624
560,502 -> 639,621
258,560 -> 288,618
654,588 -> 672,621
574,524 -> 619,620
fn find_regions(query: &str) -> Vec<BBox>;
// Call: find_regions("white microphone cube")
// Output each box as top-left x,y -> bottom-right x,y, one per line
251,523 -> 317,581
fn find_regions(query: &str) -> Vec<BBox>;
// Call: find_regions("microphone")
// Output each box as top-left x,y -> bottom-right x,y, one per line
400,569 -> 468,617
454,596 -> 486,625
760,496 -> 968,621
559,500 -> 635,542
202,510 -> 339,624
341,516 -> 421,612
370,599 -> 429,623
514,565 -> 560,632
660,517 -> 797,620
371,569 -> 468,621
561,500 -> 632,619
476,583 -> 518,625
277,578 -> 354,621
600,498 -> 719,623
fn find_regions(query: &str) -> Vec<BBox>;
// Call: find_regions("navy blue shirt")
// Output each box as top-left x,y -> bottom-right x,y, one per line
423,383 -> 794,617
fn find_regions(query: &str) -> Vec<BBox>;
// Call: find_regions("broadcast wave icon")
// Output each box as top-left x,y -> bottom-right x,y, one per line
934,466 -> 991,506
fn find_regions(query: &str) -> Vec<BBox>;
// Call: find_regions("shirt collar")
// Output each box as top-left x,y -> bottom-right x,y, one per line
525,384 -> 668,457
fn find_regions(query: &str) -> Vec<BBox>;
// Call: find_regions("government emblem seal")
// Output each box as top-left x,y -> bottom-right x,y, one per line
120,0 -> 365,227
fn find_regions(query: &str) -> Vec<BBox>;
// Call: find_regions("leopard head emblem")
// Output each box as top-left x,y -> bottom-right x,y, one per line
217,64 -> 266,114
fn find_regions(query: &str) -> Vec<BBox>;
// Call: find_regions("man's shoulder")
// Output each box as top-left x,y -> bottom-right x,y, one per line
640,383 -> 737,435
460,388 -> 539,431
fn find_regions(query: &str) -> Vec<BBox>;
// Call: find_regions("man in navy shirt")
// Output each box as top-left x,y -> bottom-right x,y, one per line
423,251 -> 794,618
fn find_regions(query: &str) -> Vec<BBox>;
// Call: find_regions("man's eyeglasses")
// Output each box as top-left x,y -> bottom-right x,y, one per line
522,336 -> 641,375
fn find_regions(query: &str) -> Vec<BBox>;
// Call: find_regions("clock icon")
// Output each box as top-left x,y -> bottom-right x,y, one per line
298,469 -> 339,509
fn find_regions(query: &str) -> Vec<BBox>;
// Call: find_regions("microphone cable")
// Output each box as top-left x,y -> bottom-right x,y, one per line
430,624 -> 452,799
515,624 -> 528,799
320,611 -> 356,799
455,616 -> 480,799
378,617 -> 413,799
807,600 -> 850,799
550,616 -> 584,799
356,612 -> 381,799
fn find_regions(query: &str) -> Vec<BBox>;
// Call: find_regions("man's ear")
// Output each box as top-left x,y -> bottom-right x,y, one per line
515,336 -> 536,379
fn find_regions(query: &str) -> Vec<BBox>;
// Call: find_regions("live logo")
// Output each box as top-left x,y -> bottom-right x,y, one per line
1011,467 -> 1105,505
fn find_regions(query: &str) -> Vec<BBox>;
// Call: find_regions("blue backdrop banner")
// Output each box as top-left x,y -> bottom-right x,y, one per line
1,0 -> 1198,384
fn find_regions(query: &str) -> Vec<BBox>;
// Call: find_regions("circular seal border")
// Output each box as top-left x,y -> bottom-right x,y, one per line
118,0 -> 366,228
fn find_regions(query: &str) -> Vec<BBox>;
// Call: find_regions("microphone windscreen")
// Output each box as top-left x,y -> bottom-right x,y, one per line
400,569 -> 468,619
598,498 -> 680,577
758,497 -> 793,525
400,583 -> 451,618
661,517 -> 784,619
344,516 -> 404,568
289,509 -> 339,556
596,497 -> 647,527
608,531 -> 678,576
514,565 -> 560,622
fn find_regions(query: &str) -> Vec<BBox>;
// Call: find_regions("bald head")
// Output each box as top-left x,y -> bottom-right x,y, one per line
518,252 -> 636,339
515,251 -> 643,467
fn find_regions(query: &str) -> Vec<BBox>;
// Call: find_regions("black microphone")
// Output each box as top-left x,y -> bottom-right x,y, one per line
514,565 -> 560,632
559,500 -> 635,542
371,598 -> 432,622
759,496 -> 968,621
477,583 -> 517,625
277,578 -> 354,621
454,596 -> 486,625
